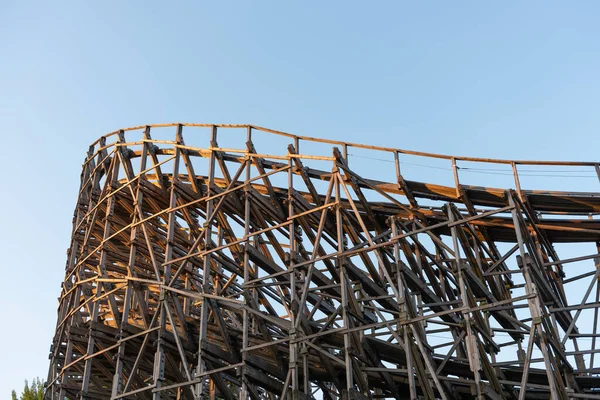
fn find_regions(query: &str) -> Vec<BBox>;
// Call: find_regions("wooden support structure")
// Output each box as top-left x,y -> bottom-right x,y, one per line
46,123 -> 600,399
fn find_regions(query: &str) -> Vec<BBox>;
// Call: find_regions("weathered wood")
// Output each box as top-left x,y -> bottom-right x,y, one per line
46,123 -> 600,400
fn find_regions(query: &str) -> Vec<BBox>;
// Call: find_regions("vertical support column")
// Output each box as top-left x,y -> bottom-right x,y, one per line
391,218 -> 417,400
295,136 -> 311,397
153,294 -> 166,400
288,138 -> 299,398
111,273 -> 132,397
164,125 -> 182,284
447,205 -> 482,399
589,243 -> 600,372
80,304 -> 99,400
239,126 -> 252,400
180,126 -> 193,319
195,126 -> 218,398
334,169 -> 354,396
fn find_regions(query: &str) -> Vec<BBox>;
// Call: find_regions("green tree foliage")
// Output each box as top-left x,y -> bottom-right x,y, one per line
11,378 -> 44,400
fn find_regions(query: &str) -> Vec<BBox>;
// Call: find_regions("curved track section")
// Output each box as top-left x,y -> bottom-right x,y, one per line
46,124 -> 600,399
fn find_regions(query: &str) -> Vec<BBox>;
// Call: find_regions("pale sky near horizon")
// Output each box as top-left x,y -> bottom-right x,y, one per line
2,1 -> 600,397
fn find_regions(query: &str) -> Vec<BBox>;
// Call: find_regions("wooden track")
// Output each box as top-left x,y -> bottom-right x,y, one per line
45,124 -> 600,399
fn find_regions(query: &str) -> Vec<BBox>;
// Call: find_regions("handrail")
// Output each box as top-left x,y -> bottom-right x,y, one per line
89,122 -> 599,168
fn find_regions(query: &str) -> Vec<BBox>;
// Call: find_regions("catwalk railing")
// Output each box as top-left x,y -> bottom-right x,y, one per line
46,124 -> 600,399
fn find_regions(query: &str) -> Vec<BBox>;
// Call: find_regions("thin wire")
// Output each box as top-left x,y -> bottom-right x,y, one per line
461,166 -> 594,173
461,169 -> 597,178
348,153 -> 598,179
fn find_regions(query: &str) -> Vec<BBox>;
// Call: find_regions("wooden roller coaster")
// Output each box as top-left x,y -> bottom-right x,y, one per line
46,124 -> 600,399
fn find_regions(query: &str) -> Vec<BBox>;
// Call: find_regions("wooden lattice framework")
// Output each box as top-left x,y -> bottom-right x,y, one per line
46,123 -> 600,399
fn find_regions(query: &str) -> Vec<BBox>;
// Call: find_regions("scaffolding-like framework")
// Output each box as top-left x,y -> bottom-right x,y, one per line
46,123 -> 600,400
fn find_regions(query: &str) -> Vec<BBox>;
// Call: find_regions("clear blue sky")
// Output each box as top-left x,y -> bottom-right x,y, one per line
1,1 -> 600,396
